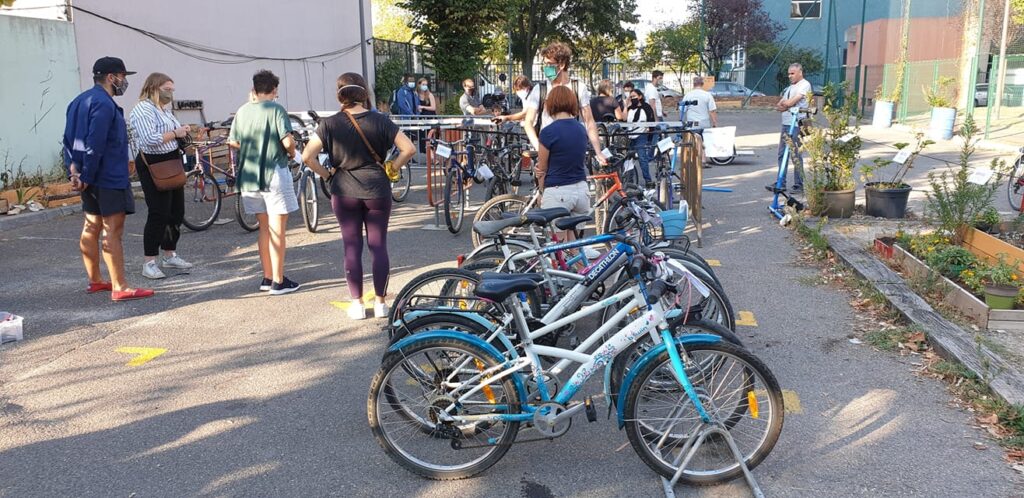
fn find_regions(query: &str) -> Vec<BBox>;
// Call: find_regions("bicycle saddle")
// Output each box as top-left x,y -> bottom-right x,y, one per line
474,273 -> 541,302
473,216 -> 528,237
524,207 -> 570,224
554,215 -> 592,231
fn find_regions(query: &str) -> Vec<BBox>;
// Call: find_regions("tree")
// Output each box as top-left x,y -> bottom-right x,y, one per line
499,0 -> 639,78
400,0 -> 503,82
689,0 -> 782,75
642,23 -> 701,92
747,41 -> 824,91
373,0 -> 416,42
573,31 -> 636,89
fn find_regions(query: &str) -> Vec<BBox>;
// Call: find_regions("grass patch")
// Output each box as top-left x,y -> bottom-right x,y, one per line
928,360 -> 1024,450
797,274 -> 826,286
864,325 -> 919,351
794,216 -> 829,259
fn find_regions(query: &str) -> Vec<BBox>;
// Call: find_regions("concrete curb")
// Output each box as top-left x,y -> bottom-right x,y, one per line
880,122 -> 1021,153
0,204 -> 82,233
822,225 -> 1024,407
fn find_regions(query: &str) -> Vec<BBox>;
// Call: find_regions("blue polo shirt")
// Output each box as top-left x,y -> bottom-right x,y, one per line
62,85 -> 131,189
539,118 -> 588,188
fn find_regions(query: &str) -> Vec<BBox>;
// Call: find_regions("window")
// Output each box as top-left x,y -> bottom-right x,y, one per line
791,0 -> 821,19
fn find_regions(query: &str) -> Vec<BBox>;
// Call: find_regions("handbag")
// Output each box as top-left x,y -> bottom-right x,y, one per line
343,110 -> 400,182
140,152 -> 186,191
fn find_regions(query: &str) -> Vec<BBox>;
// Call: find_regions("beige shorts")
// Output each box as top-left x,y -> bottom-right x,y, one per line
541,180 -> 592,216
241,166 -> 298,215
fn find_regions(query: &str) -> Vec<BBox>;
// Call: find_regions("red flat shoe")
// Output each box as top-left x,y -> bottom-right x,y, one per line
111,288 -> 155,301
87,281 -> 113,293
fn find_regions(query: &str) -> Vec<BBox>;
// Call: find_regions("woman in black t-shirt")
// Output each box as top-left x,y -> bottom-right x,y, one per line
301,72 -> 415,320
589,79 -> 623,123
626,89 -> 656,185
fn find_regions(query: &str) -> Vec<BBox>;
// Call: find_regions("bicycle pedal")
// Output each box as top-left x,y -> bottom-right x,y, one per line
584,397 -> 597,423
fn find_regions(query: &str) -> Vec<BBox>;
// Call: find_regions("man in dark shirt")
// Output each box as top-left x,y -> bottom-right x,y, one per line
63,57 -> 153,301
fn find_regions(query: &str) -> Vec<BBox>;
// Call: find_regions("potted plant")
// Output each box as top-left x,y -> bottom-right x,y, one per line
860,133 -> 933,218
973,206 -> 1001,233
978,258 -> 1020,310
923,76 -> 957,140
873,0 -> 912,128
805,83 -> 861,218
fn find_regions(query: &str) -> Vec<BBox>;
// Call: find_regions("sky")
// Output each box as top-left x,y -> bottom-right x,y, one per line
632,0 -> 692,42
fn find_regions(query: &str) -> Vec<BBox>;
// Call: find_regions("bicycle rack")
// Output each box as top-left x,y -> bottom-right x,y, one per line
659,420 -> 766,498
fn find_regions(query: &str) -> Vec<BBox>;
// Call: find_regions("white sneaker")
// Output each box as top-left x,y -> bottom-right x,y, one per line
374,301 -> 389,319
142,260 -> 166,279
161,254 -> 194,269
347,301 -> 367,320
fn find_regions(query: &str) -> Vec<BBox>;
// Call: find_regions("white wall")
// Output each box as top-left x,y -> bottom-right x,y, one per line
69,0 -> 375,123
0,14 -> 81,177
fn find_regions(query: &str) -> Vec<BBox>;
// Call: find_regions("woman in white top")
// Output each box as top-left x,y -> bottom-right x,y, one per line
128,72 -> 194,280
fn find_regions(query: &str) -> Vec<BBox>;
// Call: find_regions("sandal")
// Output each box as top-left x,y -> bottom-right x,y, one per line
86,281 -> 113,293
111,288 -> 155,301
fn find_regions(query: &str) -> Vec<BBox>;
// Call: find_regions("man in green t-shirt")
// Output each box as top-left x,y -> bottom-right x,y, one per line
228,70 -> 299,295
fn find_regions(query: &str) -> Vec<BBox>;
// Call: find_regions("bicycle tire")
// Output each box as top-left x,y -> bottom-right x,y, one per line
623,341 -> 783,485
300,172 -> 319,233
388,268 -> 483,325
460,260 -> 545,317
182,169 -> 221,231
1007,154 -> 1024,212
444,168 -> 465,234
368,337 -> 521,480
235,192 -> 259,232
392,161 -> 412,202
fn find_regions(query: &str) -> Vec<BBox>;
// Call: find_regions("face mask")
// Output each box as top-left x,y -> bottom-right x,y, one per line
406,81 -> 415,89
158,89 -> 173,104
113,77 -> 129,96
419,84 -> 428,92
542,64 -> 559,81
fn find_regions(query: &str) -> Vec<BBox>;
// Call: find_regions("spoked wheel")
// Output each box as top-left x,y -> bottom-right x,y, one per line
182,169 -> 221,231
470,194 -> 529,247
388,268 -> 482,326
300,173 -> 319,233
368,338 -> 521,480
235,193 -> 259,232
392,161 -> 413,202
444,168 -> 465,234
624,341 -> 784,486
1007,155 -> 1024,212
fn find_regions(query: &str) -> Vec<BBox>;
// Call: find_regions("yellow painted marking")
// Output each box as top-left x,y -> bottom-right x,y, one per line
747,391 -> 759,419
735,311 -> 758,327
116,347 -> 167,367
330,292 -> 377,310
782,390 -> 803,414
706,259 -> 722,267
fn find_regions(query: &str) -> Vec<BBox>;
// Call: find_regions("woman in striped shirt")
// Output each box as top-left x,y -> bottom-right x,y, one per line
128,72 -> 194,280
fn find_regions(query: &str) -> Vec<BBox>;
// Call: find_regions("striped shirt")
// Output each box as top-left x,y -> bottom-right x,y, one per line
128,99 -> 181,156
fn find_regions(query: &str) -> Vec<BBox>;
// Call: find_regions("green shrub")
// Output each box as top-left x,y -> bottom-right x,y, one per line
924,245 -> 977,279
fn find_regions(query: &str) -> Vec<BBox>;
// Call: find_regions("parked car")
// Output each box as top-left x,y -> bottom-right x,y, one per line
617,79 -> 683,98
975,83 -> 988,107
710,81 -> 765,98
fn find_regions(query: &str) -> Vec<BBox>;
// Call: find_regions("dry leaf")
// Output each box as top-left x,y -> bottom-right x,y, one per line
908,331 -> 926,343
977,413 -> 999,425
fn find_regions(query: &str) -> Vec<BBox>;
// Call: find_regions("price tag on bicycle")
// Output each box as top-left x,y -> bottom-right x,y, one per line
838,133 -> 855,143
601,147 -> 613,159
892,148 -> 912,164
436,144 -> 452,159
657,137 -> 675,154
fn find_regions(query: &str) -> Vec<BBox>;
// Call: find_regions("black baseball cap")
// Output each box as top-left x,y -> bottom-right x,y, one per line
92,56 -> 136,76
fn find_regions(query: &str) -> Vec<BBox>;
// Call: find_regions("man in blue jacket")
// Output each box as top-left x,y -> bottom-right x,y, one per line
63,56 -> 153,301
393,73 -> 421,116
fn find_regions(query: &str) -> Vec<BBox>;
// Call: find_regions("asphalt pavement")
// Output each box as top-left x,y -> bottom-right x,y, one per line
1,110 -> 1022,497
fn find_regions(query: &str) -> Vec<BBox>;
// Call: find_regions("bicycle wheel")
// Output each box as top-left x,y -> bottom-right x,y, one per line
235,192 -> 259,232
444,168 -> 465,234
300,173 -> 319,233
470,194 -> 529,247
392,161 -> 412,202
369,337 -> 521,480
623,341 -> 784,485
388,268 -> 483,326
1008,154 -> 1024,212
182,169 -> 221,231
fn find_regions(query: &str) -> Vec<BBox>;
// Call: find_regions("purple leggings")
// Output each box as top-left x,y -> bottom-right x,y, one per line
331,196 -> 392,299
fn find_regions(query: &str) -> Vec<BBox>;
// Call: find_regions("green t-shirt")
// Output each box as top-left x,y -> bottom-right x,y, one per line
228,100 -> 293,192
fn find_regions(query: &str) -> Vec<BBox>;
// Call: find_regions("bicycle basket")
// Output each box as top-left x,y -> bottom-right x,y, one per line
659,207 -> 688,240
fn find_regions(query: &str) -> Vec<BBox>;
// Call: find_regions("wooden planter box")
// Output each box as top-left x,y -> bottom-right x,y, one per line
0,182 -> 82,211
962,226 -> 1024,279
893,244 -> 1024,331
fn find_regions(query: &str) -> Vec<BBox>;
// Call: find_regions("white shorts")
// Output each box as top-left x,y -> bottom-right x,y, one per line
541,180 -> 592,217
241,166 -> 298,215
